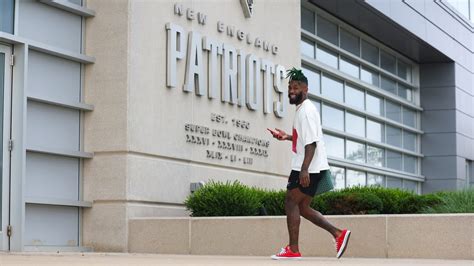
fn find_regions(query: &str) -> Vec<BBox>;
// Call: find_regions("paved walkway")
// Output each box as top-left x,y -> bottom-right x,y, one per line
0,253 -> 472,266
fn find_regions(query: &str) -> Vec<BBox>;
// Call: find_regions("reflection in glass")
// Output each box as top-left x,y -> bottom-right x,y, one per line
381,76 -> 397,94
380,51 -> 396,74
0,0 -> 15,33
311,100 -> 321,114
404,155 -> 417,174
367,119 -> 383,142
322,74 -> 343,102
316,45 -> 338,69
397,60 -> 411,81
330,166 -> 345,190
403,108 -> 416,128
302,67 -> 320,95
345,112 -> 365,137
403,180 -> 418,193
340,57 -> 359,78
317,15 -> 338,45
387,150 -> 402,170
346,140 -> 365,163
361,40 -> 378,65
367,174 -> 384,187
366,93 -> 384,116
346,169 -> 366,187
301,39 -> 315,59
387,177 -> 402,188
386,101 -> 402,122
403,131 -> 416,152
386,125 -> 402,147
340,29 -> 360,56
398,84 -> 413,101
322,104 -> 344,131
301,7 -> 315,33
361,67 -> 379,87
345,84 -> 364,110
324,134 -> 344,158
367,145 -> 384,167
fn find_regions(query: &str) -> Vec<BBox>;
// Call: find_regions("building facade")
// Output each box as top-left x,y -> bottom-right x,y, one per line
0,0 -> 472,252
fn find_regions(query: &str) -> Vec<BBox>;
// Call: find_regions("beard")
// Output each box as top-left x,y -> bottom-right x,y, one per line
289,92 -> 304,105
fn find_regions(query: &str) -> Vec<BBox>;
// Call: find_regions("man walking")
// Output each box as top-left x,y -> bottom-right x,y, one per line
268,68 -> 350,260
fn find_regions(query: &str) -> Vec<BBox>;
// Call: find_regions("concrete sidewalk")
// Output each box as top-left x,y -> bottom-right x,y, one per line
0,253 -> 472,266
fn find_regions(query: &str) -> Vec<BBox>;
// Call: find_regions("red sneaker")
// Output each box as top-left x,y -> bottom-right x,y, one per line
271,245 -> 302,260
335,229 -> 351,259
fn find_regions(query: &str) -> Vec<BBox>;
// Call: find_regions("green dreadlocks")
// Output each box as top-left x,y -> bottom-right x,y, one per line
286,67 -> 308,84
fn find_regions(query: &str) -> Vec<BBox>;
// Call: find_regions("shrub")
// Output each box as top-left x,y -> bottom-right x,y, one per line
184,180 -> 262,216
257,189 -> 286,216
421,188 -> 474,213
318,189 -> 383,215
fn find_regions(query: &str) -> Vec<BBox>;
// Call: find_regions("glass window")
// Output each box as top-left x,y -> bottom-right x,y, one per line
367,145 -> 384,167
361,67 -> 379,87
381,76 -> 397,94
402,107 -> 416,128
361,39 -> 378,65
317,15 -> 338,45
346,169 -> 366,187
367,119 -> 384,142
404,155 -> 417,174
302,66 -> 320,95
386,125 -> 402,147
403,131 -> 416,152
387,177 -> 402,189
397,60 -> 411,81
380,50 -> 396,74
366,93 -> 384,116
339,57 -> 359,78
345,112 -> 365,137
301,7 -> 315,33
387,150 -> 402,170
311,100 -> 321,114
322,104 -> 344,131
330,166 -> 345,190
321,74 -> 343,102
367,174 -> 384,187
340,29 -> 360,56
316,45 -> 338,69
386,101 -> 402,123
0,0 -> 15,33
345,84 -> 364,110
324,134 -> 344,158
398,84 -> 413,101
346,140 -> 365,163
403,180 -> 418,193
301,38 -> 315,59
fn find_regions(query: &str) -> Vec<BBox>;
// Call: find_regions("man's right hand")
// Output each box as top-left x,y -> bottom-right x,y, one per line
267,128 -> 289,141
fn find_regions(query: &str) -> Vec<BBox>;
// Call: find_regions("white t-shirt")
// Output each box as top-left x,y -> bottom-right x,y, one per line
291,99 -> 330,173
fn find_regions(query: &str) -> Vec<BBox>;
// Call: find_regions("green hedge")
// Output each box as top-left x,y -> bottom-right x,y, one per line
184,180 -> 470,217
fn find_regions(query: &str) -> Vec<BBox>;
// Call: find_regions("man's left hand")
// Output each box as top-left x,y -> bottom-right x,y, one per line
299,169 -> 310,187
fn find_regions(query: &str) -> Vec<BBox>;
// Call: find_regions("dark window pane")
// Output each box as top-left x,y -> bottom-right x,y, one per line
301,7 -> 315,33
381,51 -> 396,74
381,76 -> 397,94
340,29 -> 360,56
317,15 -> 338,45
0,0 -> 14,33
361,40 -> 378,65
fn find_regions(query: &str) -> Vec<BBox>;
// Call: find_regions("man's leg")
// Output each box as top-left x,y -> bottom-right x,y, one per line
298,195 -> 342,238
285,188 -> 307,253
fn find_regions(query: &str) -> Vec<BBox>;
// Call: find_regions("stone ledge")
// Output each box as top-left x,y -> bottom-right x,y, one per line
128,214 -> 474,260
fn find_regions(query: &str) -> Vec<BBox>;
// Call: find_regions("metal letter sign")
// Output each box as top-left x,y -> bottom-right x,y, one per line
240,0 -> 253,18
